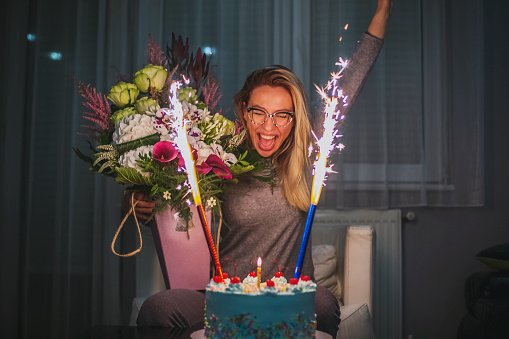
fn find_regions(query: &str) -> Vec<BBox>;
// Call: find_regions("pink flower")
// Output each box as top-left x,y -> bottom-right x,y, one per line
153,141 -> 178,163
177,148 -> 197,168
196,154 -> 232,179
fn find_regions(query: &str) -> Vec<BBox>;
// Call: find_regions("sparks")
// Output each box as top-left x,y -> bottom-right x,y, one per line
335,57 -> 349,69
164,81 -> 224,283
311,96 -> 340,204
310,51 -> 351,205
295,29 -> 351,279
165,82 -> 202,205
308,144 -> 314,157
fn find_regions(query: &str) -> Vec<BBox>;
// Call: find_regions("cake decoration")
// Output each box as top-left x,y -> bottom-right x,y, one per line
205,272 -> 317,338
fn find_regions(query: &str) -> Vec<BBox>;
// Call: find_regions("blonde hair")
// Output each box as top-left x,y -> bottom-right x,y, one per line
234,66 -> 312,211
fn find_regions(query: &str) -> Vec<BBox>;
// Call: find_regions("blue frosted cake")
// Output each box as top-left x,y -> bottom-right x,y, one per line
204,273 -> 316,338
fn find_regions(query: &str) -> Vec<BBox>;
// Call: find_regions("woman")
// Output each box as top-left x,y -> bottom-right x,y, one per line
134,1 -> 392,337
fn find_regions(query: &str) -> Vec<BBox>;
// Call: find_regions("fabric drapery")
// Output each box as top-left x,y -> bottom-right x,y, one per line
315,0 -> 484,209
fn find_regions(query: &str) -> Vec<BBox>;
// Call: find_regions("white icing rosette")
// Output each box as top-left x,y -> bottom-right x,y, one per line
208,281 -> 227,292
297,278 -> 316,287
271,276 -> 288,285
242,275 -> 258,285
287,278 -> 317,293
225,283 -> 243,293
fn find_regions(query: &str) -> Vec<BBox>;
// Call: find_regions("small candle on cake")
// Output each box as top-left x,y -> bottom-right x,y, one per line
257,257 -> 262,288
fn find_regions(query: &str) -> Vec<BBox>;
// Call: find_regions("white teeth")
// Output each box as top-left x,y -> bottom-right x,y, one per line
260,135 -> 275,140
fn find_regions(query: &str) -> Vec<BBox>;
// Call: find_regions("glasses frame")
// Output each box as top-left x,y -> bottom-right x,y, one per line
246,107 -> 295,128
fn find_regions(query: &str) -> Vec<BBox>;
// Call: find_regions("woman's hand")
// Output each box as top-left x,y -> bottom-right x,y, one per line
121,191 -> 156,222
367,0 -> 393,39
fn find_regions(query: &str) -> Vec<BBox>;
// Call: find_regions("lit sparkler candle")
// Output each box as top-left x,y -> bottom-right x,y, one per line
167,82 -> 224,283
294,59 -> 348,279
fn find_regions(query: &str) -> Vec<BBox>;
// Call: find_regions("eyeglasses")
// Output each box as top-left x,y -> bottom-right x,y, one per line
246,107 -> 295,128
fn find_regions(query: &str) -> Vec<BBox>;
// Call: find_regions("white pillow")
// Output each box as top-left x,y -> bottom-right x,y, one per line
312,245 -> 342,302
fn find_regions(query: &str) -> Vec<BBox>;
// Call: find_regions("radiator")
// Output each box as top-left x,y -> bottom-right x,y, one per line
314,209 -> 402,339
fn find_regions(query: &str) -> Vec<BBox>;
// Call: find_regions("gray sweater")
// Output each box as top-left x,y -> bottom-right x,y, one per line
219,33 -> 384,282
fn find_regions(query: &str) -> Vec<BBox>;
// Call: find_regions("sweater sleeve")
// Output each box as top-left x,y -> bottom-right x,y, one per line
338,32 -> 384,115
312,32 -> 384,130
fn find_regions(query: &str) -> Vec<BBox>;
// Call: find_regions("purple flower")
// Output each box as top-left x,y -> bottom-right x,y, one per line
153,141 -> 178,163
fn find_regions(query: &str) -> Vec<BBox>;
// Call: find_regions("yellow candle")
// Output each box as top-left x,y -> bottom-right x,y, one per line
257,257 -> 262,288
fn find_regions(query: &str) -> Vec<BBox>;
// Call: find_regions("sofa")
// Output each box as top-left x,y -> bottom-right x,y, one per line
312,220 -> 376,339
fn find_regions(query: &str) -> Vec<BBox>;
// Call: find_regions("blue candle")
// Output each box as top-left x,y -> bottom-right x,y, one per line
294,203 -> 317,279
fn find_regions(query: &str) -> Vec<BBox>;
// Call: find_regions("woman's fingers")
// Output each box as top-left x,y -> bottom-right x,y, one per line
133,192 -> 152,202
133,199 -> 155,219
123,192 -> 156,220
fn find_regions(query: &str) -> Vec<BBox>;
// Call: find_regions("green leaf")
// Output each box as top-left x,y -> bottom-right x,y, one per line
99,131 -> 113,145
116,133 -> 161,155
115,167 -> 152,186
73,147 -> 117,178
230,164 -> 255,175
72,147 -> 95,165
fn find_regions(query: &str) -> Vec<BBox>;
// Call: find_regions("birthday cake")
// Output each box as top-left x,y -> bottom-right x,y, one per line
204,272 -> 317,338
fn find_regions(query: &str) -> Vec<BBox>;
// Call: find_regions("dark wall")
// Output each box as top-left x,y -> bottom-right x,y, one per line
402,1 -> 509,338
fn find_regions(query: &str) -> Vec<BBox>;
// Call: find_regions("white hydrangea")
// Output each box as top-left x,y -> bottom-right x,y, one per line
118,145 -> 153,176
113,114 -> 158,144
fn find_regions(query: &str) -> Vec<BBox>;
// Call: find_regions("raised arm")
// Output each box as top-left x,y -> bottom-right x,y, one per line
312,0 -> 392,131
367,0 -> 393,39
334,0 -> 392,116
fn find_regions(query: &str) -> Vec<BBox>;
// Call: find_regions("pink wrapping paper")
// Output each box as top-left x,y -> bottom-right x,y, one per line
152,206 -> 211,290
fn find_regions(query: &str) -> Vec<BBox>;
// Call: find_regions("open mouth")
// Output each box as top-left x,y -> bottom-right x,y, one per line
258,134 -> 276,151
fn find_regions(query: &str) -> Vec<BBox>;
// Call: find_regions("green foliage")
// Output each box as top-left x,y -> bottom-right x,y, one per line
72,143 -> 117,178
116,133 -> 161,155
115,167 -> 153,186
99,131 -> 113,145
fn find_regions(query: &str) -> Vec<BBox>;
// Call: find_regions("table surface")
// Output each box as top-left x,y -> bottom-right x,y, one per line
77,325 -> 332,339
77,325 -> 202,339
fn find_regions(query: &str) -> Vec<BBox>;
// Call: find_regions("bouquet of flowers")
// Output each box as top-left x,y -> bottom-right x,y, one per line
73,34 -> 268,231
